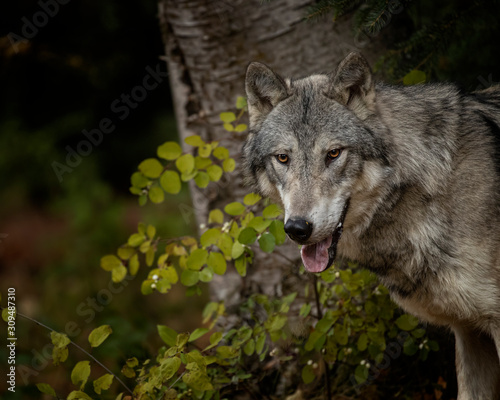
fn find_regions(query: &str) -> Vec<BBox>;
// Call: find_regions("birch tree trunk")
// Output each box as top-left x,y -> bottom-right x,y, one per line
158,0 -> 386,306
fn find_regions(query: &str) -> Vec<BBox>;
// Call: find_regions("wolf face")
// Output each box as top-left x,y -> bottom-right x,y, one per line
243,53 -> 388,273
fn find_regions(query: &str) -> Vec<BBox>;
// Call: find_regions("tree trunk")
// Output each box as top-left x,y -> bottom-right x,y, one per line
158,0 -> 386,305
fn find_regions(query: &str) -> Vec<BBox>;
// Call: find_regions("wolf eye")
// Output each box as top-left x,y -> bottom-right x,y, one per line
327,149 -> 342,161
276,154 -> 289,164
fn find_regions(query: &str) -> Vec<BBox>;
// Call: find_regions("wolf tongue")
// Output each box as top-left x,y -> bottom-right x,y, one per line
301,236 -> 333,273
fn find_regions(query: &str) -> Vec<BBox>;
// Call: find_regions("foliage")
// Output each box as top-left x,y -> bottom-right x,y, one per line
0,95 -> 443,399
307,0 -> 500,85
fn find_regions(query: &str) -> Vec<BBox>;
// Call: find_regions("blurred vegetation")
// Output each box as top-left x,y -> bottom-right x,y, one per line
0,2 -> 200,398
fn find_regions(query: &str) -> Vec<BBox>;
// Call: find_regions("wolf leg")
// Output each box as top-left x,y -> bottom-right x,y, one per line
453,326 -> 500,400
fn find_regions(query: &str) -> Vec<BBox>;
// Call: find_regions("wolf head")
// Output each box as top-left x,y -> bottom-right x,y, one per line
243,52 -> 389,273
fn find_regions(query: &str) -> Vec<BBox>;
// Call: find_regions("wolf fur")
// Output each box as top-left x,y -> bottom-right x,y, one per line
243,52 -> 500,399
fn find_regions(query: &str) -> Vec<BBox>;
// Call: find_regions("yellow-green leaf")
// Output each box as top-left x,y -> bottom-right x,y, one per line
88,325 -> 112,348
138,158 -> 164,179
224,202 -> 245,216
51,331 -> 70,348
112,265 -> 127,283
160,170 -> 181,194
194,171 -> 210,188
198,144 -> 211,158
158,325 -> 178,347
36,383 -> 57,397
213,147 -> 229,160
220,112 -> 236,123
207,252 -> 227,275
100,255 -> 122,271
93,374 -> 114,395
67,390 -> 93,400
157,141 -> 182,160
181,270 -> 199,286
236,96 -> 247,109
223,158 -> 235,172
200,228 -> 221,248
128,233 -> 145,247
71,361 -> 91,390
148,186 -> 165,204
175,154 -> 195,174
185,135 -> 205,147
403,70 -> 426,85
207,165 -> 223,182
130,172 -> 149,188
243,193 -> 262,206
129,254 -> 139,275
234,124 -> 247,132
208,209 -> 224,224
187,249 -> 208,271
263,204 -> 282,219
189,328 -> 209,342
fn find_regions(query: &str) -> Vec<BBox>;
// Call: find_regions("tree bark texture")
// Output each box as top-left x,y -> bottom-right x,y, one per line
158,0 -> 387,305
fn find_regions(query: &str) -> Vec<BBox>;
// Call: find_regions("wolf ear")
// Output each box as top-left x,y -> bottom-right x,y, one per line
245,62 -> 289,128
327,52 -> 375,118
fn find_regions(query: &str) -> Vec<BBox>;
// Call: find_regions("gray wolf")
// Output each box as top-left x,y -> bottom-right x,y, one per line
243,52 -> 500,399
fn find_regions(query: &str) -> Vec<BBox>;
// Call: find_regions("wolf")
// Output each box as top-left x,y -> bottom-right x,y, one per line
242,52 -> 500,399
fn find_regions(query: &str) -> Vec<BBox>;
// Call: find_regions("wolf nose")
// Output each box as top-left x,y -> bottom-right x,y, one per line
284,219 -> 313,242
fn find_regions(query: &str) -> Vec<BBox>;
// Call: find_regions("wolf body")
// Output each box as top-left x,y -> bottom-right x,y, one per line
243,53 -> 500,399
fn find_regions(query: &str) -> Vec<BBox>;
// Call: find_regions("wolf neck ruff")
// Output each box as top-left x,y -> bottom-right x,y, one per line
300,199 -> 350,273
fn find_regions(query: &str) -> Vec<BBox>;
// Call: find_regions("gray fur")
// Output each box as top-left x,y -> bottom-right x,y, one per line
243,52 -> 500,399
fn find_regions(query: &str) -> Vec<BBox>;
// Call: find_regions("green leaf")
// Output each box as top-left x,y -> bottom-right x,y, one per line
223,158 -> 235,172
207,252 -> 227,275
199,267 -> 214,283
157,141 -> 182,160
258,233 -> 276,253
147,225 -> 156,239
243,339 -> 255,356
138,194 -> 147,206
194,171 -> 210,188
51,331 -> 70,348
71,360 -> 91,390
117,246 -> 135,260
130,172 -> 149,188
160,170 -> 182,194
185,135 -> 205,147
138,158 -> 164,178
357,333 -> 369,351
248,216 -> 272,233
36,383 -> 57,397
198,144 -> 211,158
67,390 -> 93,400
208,209 -> 224,224
396,314 -> 419,331
217,345 -> 239,359
301,365 -> 316,384
52,346 -> 68,365
89,325 -> 112,348
128,233 -> 145,247
217,233 -> 233,259
189,328 -> 209,342
232,241 -> 245,259
269,220 -> 286,245
354,365 -> 369,384
255,333 -> 266,355
200,228 -> 221,248
315,317 -> 334,334
93,374 -> 114,395
234,124 -> 247,132
161,357 -> 182,380
149,186 -> 165,204
181,270 -> 199,286
238,227 -> 257,245
243,193 -> 262,206
334,325 -> 348,345
220,112 -> 236,123
213,147 -> 229,160
235,255 -> 247,277
158,325 -> 177,347
236,96 -> 247,109
111,265 -> 127,283
175,154 -> 195,174
263,204 -> 282,219
100,255 -> 122,271
224,202 -> 246,216
207,165 -> 223,182
187,249 -> 208,271
129,254 -> 139,275
195,156 -> 212,169
403,70 -> 426,85
403,337 -> 419,356
223,123 -> 234,132
300,303 -> 312,317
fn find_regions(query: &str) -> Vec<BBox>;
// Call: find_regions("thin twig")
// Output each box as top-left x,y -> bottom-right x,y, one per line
312,277 -> 333,400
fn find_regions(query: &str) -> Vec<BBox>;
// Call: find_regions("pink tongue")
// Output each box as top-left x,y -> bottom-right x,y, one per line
301,236 -> 332,273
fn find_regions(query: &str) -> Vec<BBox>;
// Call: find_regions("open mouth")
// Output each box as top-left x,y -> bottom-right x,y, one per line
300,200 -> 350,273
